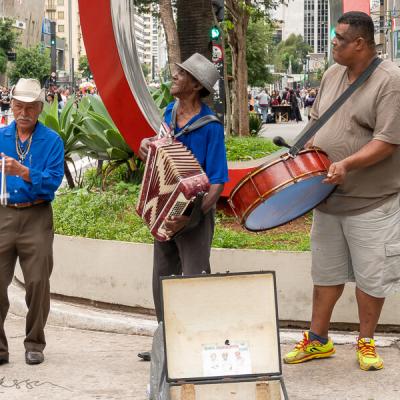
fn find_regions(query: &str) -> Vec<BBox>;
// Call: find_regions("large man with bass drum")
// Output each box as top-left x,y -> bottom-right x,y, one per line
284,12 -> 400,372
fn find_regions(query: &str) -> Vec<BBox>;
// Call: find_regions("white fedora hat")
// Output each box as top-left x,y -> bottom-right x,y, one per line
176,53 -> 220,95
10,78 -> 45,103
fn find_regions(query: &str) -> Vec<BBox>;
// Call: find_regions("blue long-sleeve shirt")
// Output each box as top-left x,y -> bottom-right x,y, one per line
164,102 -> 229,185
0,121 -> 64,203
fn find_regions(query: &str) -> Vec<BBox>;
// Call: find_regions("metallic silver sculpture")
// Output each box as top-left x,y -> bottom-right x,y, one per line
110,0 -> 162,133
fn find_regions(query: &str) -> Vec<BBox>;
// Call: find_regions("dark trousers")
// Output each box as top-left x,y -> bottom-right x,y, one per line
0,204 -> 54,358
152,209 -> 215,321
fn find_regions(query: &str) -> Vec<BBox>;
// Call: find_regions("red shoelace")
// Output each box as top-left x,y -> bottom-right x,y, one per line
295,332 -> 311,349
358,341 -> 377,358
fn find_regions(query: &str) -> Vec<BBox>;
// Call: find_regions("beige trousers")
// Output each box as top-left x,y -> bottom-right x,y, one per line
0,203 -> 54,358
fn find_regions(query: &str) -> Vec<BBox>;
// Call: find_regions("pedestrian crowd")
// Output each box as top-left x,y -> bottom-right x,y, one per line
249,87 -> 320,124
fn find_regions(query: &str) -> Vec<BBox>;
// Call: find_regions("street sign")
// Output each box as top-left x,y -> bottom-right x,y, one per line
212,44 -> 223,63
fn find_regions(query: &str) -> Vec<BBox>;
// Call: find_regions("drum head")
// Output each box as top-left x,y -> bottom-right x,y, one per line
245,175 -> 336,231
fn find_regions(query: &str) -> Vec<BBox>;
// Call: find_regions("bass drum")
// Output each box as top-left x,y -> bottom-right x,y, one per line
228,148 -> 336,231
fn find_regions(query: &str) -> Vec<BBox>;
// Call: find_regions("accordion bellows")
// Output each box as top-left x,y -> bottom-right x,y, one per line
136,137 -> 210,241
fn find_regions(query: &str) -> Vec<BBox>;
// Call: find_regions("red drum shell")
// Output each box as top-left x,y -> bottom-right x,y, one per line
228,148 -> 335,231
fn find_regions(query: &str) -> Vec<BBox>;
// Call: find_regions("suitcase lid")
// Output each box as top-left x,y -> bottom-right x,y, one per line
161,271 -> 282,383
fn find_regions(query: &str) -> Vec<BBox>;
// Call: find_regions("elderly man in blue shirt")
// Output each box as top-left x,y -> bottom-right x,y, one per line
138,53 -> 228,361
0,78 -> 64,366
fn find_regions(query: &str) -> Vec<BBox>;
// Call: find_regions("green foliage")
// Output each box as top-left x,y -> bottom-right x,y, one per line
224,17 -> 274,85
39,94 -> 142,188
246,18 -> 274,87
0,18 -> 20,53
0,17 -> 21,73
141,63 -> 151,80
225,136 -> 278,161
39,96 -> 89,188
274,34 -> 312,74
53,187 -> 153,243
0,49 -> 7,74
52,183 -> 311,251
73,96 -> 144,187
248,113 -> 263,137
40,96 -> 87,160
78,55 -> 92,78
149,81 -> 174,116
8,46 -> 51,85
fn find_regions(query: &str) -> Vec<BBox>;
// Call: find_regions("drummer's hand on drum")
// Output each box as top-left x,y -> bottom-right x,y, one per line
323,161 -> 347,185
164,215 -> 190,237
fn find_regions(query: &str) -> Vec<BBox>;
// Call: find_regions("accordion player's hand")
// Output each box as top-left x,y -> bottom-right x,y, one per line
138,137 -> 156,162
164,215 -> 190,236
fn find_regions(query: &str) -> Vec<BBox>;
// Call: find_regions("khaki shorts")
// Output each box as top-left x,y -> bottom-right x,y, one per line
311,194 -> 400,298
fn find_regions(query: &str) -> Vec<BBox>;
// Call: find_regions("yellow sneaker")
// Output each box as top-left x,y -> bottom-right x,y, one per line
357,338 -> 383,371
283,331 -> 335,364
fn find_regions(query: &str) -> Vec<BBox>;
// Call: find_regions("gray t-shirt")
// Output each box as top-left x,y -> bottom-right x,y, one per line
310,60 -> 400,215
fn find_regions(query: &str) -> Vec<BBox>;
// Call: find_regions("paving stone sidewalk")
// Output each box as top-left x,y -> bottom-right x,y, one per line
2,314 -> 400,400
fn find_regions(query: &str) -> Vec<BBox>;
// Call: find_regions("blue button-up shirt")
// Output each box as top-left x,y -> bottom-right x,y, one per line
0,121 -> 64,203
164,102 -> 229,185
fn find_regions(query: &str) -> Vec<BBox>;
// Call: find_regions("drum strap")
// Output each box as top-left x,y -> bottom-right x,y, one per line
289,57 -> 383,156
170,100 -> 221,139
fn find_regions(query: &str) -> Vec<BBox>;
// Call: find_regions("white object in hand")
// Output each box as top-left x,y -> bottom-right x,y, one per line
0,155 -> 8,206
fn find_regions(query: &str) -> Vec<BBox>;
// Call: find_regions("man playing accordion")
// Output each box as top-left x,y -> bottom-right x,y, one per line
138,53 -> 228,361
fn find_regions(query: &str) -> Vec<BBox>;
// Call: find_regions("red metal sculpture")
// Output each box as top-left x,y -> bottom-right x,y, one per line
78,0 -> 265,197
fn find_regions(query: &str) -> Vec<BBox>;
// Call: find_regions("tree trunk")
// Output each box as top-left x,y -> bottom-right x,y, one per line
64,160 -> 75,189
226,0 -> 250,136
176,0 -> 213,62
159,0 -> 181,72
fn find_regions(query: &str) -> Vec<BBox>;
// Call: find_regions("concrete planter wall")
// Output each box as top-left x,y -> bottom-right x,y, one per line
16,234 -> 400,325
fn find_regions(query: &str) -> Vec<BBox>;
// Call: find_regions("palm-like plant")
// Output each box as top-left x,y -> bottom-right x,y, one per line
39,97 -> 88,188
149,81 -> 174,115
74,95 -> 141,188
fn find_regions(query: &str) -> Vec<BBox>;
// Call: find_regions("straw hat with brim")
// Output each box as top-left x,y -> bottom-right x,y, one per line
10,78 -> 45,103
175,53 -> 220,95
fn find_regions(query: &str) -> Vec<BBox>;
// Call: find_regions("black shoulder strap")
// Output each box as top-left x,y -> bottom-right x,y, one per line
289,57 -> 382,156
170,100 -> 221,139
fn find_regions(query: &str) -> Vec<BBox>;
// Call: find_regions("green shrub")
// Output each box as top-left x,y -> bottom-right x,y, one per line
52,185 -> 311,251
225,137 -> 279,161
249,113 -> 263,137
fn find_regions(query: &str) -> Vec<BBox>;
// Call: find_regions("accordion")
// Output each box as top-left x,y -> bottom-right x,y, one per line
136,136 -> 210,241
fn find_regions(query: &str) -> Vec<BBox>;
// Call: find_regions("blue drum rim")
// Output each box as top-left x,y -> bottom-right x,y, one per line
243,175 -> 337,232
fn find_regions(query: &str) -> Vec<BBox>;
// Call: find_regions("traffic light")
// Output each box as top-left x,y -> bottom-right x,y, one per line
330,26 -> 336,40
209,26 -> 221,42
50,21 -> 57,73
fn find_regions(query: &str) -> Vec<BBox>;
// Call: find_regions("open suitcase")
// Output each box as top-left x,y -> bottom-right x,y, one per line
156,271 -> 288,399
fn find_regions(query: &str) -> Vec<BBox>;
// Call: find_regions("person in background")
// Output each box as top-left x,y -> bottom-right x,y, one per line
256,89 -> 270,123
304,89 -> 317,121
46,93 -> 55,104
1,90 -> 11,114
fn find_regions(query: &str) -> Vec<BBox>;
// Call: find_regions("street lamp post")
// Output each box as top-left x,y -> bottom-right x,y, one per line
68,0 -> 74,92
